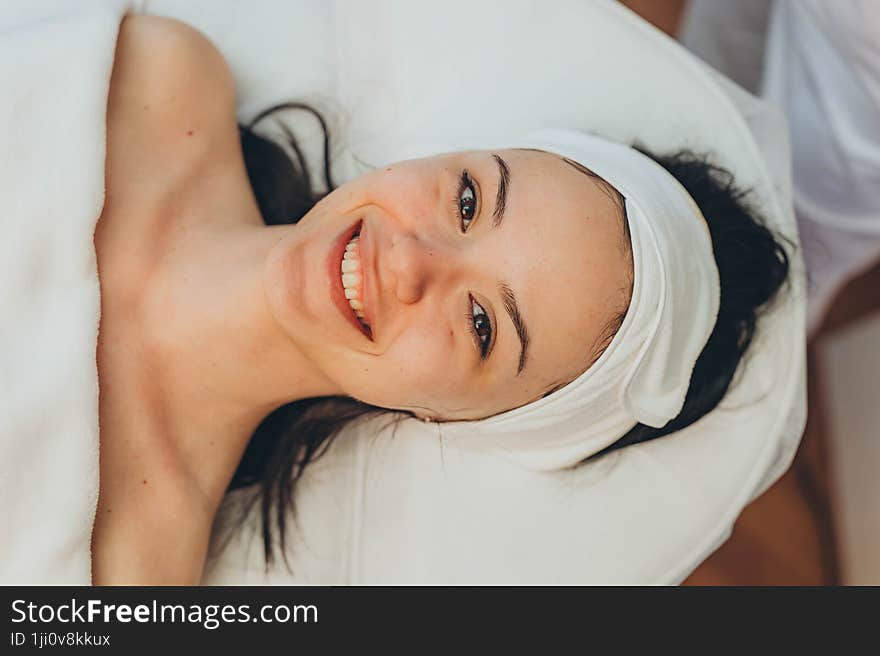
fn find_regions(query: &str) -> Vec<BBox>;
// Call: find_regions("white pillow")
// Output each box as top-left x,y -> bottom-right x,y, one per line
141,0 -> 806,583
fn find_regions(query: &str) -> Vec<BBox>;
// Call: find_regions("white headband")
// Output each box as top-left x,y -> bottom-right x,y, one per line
437,129 -> 721,470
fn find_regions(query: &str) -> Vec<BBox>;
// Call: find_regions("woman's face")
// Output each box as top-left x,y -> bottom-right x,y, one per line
264,148 -> 633,420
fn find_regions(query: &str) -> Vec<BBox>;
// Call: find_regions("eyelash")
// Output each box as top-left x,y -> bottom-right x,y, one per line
465,294 -> 493,360
456,170 -> 478,233
454,170 -> 492,360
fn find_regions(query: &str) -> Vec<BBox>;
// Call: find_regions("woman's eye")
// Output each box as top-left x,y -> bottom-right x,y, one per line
458,172 -> 477,232
470,296 -> 492,359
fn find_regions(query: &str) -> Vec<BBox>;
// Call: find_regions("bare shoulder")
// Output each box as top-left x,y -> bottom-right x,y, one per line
107,15 -> 237,169
114,14 -> 236,113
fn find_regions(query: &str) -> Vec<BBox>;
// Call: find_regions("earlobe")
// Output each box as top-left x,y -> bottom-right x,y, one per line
410,409 -> 436,423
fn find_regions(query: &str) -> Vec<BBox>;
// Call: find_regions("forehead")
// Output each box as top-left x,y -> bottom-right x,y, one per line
479,148 -> 632,395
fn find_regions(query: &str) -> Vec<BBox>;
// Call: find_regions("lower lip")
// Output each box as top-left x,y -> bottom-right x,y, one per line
328,219 -> 371,339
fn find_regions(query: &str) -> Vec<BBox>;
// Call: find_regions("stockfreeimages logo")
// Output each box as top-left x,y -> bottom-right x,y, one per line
10,599 -> 318,630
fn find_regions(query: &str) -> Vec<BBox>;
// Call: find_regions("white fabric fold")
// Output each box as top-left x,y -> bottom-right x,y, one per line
439,129 -> 721,471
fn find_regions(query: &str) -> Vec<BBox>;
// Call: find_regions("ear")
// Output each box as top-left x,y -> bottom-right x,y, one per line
405,405 -> 438,423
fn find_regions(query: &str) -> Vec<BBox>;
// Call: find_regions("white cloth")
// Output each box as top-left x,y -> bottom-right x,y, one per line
0,0 -> 135,584
763,0 -> 880,235
685,0 -> 880,334
763,0 -> 880,334
440,129 -> 720,471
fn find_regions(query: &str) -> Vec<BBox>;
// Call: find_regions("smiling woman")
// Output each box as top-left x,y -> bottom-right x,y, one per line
87,15 -> 790,582
232,101 -> 789,566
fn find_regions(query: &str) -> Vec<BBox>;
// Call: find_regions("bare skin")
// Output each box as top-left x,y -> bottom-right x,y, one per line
92,16 -> 309,584
91,16 -> 632,584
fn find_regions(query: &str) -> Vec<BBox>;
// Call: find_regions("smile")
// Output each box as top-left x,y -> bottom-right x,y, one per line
341,232 -> 370,329
329,219 -> 373,340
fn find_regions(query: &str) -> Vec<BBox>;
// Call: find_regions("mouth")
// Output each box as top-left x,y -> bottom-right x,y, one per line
329,219 -> 373,340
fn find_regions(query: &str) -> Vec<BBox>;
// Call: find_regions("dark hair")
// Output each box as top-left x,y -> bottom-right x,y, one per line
229,104 -> 385,568
230,104 -> 791,566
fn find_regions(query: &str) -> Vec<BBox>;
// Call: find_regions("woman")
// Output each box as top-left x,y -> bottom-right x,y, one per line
91,15 -> 789,584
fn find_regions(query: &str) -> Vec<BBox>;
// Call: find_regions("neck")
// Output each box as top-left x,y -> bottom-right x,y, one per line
138,211 -> 338,507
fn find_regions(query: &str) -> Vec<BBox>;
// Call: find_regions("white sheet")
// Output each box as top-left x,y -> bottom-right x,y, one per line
0,0 -> 135,584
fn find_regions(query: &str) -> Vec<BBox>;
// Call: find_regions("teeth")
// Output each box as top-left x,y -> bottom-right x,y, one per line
341,272 -> 361,287
341,233 -> 370,331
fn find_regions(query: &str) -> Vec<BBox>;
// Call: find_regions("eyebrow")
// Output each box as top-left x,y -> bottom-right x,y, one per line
487,154 -> 529,375
484,152 -> 628,378
498,281 -> 530,375
491,153 -> 510,227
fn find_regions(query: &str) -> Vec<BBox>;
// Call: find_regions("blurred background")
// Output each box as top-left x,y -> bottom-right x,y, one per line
620,0 -> 879,585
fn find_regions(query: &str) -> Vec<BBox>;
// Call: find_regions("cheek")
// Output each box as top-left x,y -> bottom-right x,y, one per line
346,323 -> 463,408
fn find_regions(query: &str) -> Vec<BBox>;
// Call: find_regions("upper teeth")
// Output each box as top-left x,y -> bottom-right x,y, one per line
342,235 -> 369,326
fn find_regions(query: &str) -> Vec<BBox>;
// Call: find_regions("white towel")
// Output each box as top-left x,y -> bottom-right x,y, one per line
0,0 -> 134,585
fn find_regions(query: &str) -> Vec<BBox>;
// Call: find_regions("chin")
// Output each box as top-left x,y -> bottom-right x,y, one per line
262,229 -> 310,341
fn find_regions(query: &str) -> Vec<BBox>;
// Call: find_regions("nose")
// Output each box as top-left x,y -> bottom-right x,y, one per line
386,231 -> 454,305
